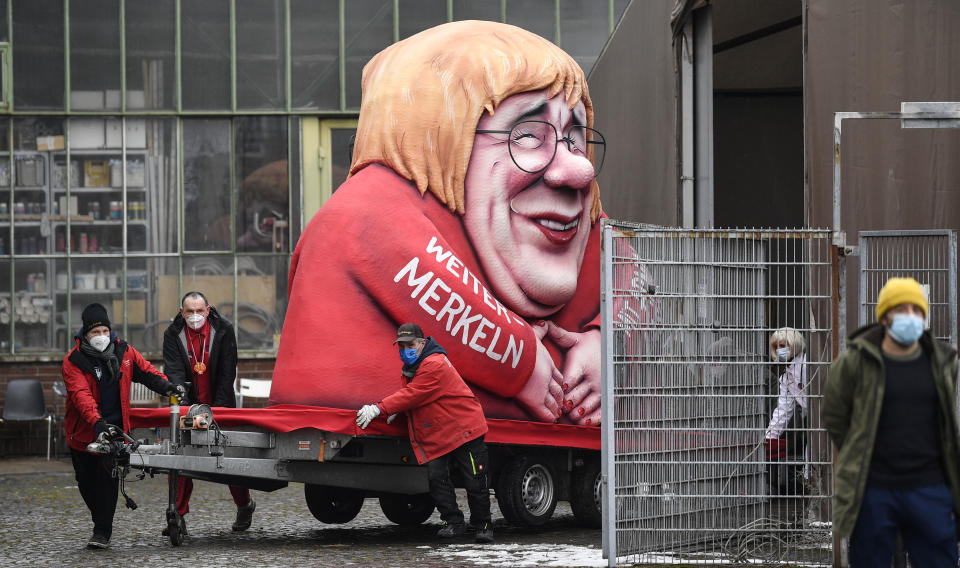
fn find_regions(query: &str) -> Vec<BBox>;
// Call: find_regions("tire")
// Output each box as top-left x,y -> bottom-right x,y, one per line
304,484 -> 365,524
496,456 -> 557,527
378,493 -> 436,526
570,459 -> 602,528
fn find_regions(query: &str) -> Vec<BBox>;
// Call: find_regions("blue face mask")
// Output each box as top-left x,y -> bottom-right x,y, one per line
888,313 -> 924,346
400,347 -> 419,365
776,347 -> 791,362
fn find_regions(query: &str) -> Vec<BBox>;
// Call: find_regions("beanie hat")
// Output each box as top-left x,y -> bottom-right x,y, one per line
875,277 -> 928,320
81,303 -> 111,336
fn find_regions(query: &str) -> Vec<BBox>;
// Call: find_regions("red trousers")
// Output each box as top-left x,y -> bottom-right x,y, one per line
175,476 -> 251,516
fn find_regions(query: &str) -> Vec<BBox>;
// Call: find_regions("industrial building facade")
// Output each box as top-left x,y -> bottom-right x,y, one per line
0,0 -> 628,359
0,0 -> 628,454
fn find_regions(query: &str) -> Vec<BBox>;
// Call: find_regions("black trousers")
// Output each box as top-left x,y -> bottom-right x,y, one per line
70,448 -> 119,538
426,435 -> 491,526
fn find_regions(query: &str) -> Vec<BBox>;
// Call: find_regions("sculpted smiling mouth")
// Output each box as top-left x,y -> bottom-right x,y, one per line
509,198 -> 582,232
536,217 -> 580,232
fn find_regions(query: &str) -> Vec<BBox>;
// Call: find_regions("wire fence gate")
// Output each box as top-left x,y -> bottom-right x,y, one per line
601,223 -> 838,566
858,229 -> 958,347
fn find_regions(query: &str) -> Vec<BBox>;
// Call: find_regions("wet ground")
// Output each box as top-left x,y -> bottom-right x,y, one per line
0,458 -> 605,567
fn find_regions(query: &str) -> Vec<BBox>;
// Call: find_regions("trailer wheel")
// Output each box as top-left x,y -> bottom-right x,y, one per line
570,459 -> 602,528
378,493 -> 435,526
304,484 -> 364,524
496,456 -> 557,527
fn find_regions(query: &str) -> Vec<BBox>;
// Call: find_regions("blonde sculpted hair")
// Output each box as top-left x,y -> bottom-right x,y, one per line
350,20 -> 601,221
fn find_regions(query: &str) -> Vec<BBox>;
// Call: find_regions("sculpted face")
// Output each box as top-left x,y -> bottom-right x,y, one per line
463,89 -> 595,318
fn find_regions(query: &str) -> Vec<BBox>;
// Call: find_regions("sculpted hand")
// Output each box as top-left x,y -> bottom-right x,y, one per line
548,324 -> 601,426
515,322 -> 564,422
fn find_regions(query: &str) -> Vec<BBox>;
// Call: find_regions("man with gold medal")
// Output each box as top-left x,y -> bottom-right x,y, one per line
161,291 -> 256,536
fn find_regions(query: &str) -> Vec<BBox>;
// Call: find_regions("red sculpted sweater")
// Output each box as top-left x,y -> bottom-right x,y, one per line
270,164 -> 602,420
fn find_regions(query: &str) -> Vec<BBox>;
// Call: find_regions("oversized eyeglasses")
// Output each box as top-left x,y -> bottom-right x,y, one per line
475,120 -> 606,178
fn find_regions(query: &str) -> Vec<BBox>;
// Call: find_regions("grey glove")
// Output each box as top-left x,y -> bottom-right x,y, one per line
95,420 -> 121,438
356,404 -> 381,429
166,383 -> 187,400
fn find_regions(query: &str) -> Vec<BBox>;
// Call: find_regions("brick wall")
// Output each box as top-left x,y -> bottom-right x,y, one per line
0,357 -> 276,457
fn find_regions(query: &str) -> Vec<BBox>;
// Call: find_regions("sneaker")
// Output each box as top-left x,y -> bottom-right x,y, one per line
161,517 -> 187,537
86,533 -> 110,549
232,498 -> 256,532
474,522 -> 494,544
436,522 -> 468,538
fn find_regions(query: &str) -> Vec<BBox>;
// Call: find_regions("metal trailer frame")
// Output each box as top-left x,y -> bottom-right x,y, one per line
127,405 -> 603,545
130,426 -> 431,494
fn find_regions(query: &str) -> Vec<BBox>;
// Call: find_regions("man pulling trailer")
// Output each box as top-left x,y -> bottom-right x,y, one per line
355,323 -> 494,543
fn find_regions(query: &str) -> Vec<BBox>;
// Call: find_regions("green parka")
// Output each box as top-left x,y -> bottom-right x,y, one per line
823,323 -> 960,538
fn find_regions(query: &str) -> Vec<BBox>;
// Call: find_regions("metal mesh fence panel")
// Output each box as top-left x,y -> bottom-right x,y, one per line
602,223 -> 836,566
858,230 -> 958,346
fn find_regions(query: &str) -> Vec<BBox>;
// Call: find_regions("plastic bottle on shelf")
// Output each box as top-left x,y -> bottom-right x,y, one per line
96,269 -> 106,289
0,236 -> 5,255
89,233 -> 98,252
56,232 -> 65,252
26,273 -> 35,293
79,232 -> 88,253
35,273 -> 45,294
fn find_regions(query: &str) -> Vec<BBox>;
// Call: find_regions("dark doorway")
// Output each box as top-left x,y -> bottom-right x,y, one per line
711,1 -> 804,229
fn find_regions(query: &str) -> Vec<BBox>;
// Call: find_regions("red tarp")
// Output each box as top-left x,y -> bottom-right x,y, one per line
129,404 -> 600,451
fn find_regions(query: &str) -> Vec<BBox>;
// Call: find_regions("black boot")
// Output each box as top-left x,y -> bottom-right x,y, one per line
436,521 -> 467,538
232,498 -> 256,532
474,521 -> 494,544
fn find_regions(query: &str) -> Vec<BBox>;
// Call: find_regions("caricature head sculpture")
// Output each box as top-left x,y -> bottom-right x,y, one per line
351,20 -> 601,318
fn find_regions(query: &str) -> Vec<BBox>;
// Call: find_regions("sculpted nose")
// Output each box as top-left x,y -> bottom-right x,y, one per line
542,145 -> 594,191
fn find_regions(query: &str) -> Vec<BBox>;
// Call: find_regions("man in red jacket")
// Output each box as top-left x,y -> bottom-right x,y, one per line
63,302 -> 181,549
357,323 -> 494,543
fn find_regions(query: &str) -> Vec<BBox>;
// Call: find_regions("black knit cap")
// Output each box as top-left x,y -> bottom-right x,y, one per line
81,303 -> 111,336
393,322 -> 424,344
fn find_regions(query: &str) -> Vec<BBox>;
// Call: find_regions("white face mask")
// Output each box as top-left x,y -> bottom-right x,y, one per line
89,334 -> 110,352
186,313 -> 206,330
776,347 -> 791,362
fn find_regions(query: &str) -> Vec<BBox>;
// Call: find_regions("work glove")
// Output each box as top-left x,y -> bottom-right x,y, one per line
166,383 -> 187,401
764,438 -> 787,460
356,404 -> 381,430
94,419 -> 122,438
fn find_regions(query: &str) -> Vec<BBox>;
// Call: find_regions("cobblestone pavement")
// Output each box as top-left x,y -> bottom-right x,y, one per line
0,465 -> 604,568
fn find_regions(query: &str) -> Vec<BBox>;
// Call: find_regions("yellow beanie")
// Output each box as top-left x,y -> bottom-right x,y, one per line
875,277 -> 928,320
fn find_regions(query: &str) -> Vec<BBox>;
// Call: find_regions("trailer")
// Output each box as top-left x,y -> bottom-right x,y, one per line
126,401 -> 601,545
